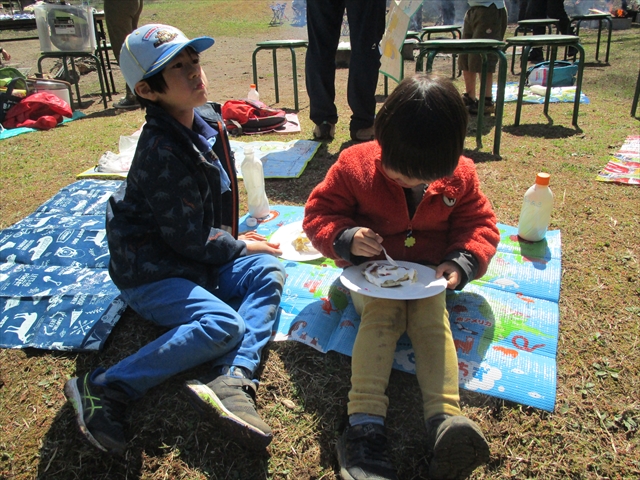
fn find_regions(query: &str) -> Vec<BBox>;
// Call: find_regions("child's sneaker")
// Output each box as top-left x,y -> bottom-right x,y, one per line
184,375 -> 272,449
64,370 -> 129,456
336,423 -> 398,480
426,414 -> 490,479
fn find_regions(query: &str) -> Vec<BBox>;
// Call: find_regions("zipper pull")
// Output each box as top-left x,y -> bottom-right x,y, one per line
404,227 -> 415,248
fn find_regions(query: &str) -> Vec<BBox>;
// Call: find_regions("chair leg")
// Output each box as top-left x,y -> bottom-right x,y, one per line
631,70 -> 640,117
272,48 -> 279,104
543,47 -> 557,115
514,45 -> 531,126
572,44 -> 585,126
289,46 -> 299,111
493,50 -> 507,157
68,57 -> 83,109
252,47 -> 261,91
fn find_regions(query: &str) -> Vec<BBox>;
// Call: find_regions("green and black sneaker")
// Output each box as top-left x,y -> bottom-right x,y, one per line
184,374 -> 272,450
64,369 -> 129,456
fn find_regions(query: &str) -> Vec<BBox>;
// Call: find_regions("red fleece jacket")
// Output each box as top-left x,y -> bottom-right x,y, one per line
303,141 -> 500,278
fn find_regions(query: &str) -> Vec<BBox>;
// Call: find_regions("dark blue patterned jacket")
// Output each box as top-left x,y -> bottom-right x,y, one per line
106,102 -> 246,292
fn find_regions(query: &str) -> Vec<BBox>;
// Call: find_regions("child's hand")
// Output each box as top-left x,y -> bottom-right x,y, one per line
239,231 -> 267,242
245,239 -> 282,257
351,228 -> 383,257
435,261 -> 463,290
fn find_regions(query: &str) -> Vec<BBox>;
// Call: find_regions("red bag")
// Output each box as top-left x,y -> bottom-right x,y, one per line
221,98 -> 286,134
3,92 -> 72,130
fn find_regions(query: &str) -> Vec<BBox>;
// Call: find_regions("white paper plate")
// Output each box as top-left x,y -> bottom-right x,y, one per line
340,260 -> 447,299
270,220 -> 323,261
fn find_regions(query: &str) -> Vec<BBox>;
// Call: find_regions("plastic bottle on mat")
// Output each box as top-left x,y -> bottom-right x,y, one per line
241,146 -> 270,219
517,172 -> 554,242
248,84 -> 260,102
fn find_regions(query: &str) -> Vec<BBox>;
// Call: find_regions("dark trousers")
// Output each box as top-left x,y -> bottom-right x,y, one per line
520,0 -> 571,34
305,0 -> 386,132
519,0 -> 572,61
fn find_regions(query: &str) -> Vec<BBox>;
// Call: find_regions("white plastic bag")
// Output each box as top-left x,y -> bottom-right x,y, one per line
97,126 -> 143,173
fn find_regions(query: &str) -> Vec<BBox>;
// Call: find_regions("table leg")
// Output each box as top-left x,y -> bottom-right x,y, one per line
603,17 -> 612,63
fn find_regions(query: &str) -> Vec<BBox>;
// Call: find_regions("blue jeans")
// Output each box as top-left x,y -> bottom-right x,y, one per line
102,255 -> 285,399
305,0 -> 386,133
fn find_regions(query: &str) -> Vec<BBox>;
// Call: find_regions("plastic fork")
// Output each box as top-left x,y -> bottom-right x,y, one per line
381,246 -> 399,267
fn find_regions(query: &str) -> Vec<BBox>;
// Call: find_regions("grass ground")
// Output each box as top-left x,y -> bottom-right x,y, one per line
1,1 -> 639,479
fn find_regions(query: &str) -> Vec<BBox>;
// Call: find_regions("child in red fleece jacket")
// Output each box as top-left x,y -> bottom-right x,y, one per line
303,75 -> 500,480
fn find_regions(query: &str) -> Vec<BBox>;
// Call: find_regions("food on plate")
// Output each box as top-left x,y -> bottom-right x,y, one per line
292,232 -> 313,253
362,262 -> 417,288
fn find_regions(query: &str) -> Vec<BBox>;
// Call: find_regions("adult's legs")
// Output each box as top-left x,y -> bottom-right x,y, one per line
546,0 -> 572,34
442,0 -> 456,25
305,0 -> 345,126
345,0 -> 386,134
104,0 -> 144,99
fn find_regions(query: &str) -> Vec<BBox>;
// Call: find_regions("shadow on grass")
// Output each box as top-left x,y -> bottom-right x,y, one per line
36,310 -> 271,479
503,122 -> 582,139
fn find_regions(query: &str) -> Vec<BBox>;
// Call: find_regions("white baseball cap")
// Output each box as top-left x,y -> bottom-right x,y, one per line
119,24 -> 214,91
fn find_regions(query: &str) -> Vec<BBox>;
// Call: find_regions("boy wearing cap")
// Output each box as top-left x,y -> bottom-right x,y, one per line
63,24 -> 286,455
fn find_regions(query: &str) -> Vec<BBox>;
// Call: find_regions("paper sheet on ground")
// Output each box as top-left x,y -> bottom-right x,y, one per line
379,0 -> 423,82
596,135 -> 640,185
231,139 -> 321,179
492,81 -> 590,104
241,206 -> 561,412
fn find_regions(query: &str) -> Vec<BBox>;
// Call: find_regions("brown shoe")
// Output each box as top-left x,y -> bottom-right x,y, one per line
313,121 -> 335,140
350,126 -> 375,142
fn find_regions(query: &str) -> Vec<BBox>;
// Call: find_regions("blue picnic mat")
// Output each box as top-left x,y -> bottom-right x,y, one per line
243,206 -> 561,412
0,179 -> 125,351
0,184 -> 561,411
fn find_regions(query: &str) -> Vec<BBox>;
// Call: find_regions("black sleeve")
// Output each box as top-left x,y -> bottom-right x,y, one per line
333,227 -> 370,265
444,250 -> 479,291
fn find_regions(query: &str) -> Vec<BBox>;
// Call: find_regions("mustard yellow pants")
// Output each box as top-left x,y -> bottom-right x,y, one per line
348,291 -> 462,421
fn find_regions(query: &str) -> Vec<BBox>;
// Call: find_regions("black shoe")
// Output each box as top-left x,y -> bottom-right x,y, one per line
336,423 -> 398,480
426,414 -> 490,479
64,370 -> 129,455
528,48 -> 545,64
184,374 -> 272,449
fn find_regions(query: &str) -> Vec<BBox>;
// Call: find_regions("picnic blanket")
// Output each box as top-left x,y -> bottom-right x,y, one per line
0,111 -> 86,140
492,81 -> 590,104
0,180 -> 126,351
245,206 -> 561,412
596,135 -> 640,185
0,183 -> 561,411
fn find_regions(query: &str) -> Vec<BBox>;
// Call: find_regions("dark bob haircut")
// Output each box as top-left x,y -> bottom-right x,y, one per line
374,75 -> 468,181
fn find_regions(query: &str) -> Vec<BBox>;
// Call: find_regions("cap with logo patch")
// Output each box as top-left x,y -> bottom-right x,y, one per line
119,24 -> 214,91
